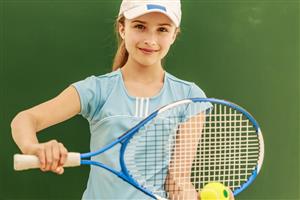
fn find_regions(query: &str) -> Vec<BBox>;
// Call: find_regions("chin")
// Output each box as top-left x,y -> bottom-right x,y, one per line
138,60 -> 160,67
132,56 -> 158,67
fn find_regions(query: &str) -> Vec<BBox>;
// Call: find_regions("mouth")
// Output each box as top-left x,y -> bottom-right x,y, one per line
138,47 -> 158,54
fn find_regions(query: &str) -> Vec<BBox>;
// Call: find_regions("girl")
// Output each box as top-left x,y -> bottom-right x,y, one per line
12,0 -> 229,199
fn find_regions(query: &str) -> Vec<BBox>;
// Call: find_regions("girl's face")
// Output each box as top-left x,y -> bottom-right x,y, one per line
119,12 -> 178,68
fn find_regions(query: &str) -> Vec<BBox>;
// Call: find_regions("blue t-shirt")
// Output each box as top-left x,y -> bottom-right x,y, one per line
72,69 -> 209,199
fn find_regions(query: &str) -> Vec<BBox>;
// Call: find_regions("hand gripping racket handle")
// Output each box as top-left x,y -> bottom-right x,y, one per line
14,152 -> 81,171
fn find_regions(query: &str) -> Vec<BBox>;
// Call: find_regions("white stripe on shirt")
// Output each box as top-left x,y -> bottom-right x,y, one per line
139,98 -> 144,117
145,98 -> 149,117
135,97 -> 139,117
135,97 -> 150,118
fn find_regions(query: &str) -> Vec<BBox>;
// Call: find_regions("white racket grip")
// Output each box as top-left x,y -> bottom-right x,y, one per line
14,152 -> 81,171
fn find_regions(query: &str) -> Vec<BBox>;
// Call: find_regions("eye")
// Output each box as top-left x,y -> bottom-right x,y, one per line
134,24 -> 145,30
158,27 -> 169,32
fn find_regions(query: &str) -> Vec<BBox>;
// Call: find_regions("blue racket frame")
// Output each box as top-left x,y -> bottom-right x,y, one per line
79,98 -> 264,199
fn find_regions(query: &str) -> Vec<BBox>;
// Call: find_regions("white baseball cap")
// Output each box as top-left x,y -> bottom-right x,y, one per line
118,0 -> 181,27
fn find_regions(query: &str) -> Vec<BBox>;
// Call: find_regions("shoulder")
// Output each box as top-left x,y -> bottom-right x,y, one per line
165,72 -> 197,92
93,70 -> 121,83
165,72 -> 207,98
71,70 -> 122,102
165,72 -> 194,86
74,70 -> 120,90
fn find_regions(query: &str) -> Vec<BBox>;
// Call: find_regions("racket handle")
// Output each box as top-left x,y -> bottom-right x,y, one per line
14,152 -> 81,171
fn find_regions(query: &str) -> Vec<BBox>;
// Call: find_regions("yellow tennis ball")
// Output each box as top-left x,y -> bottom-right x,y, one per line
200,182 -> 230,200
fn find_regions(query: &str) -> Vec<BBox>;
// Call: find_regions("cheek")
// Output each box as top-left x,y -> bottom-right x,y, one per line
124,33 -> 140,51
158,37 -> 175,58
160,37 -> 173,51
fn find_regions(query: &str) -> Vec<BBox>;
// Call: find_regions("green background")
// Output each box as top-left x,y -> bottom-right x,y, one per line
1,0 -> 299,199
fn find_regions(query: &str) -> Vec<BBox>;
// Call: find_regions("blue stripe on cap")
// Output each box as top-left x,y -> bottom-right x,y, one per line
146,4 -> 167,12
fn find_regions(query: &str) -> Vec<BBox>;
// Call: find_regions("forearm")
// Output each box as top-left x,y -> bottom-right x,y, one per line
165,173 -> 198,200
11,86 -> 79,174
11,111 -> 39,154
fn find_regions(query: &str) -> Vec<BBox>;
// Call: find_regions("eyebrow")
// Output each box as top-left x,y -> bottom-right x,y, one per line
131,20 -> 172,27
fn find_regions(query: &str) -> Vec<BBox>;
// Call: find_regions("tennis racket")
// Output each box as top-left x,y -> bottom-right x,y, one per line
14,98 -> 264,200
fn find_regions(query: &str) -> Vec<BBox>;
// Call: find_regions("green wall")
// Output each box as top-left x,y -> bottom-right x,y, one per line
1,0 -> 299,199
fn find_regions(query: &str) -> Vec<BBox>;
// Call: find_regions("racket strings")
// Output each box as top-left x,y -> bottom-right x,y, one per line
193,104 -> 259,191
124,102 -> 260,199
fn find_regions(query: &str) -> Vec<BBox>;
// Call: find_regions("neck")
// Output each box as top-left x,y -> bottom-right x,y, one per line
121,59 -> 164,83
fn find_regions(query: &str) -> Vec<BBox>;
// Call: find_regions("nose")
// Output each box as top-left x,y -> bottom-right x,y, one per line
143,32 -> 157,47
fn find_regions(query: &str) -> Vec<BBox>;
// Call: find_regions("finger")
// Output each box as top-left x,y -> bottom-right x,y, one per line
58,143 -> 68,166
36,148 -> 46,171
228,187 -> 234,200
51,142 -> 60,171
55,166 -> 64,175
45,144 -> 53,171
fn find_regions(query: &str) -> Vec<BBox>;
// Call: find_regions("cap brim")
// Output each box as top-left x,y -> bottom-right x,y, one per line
123,6 -> 179,27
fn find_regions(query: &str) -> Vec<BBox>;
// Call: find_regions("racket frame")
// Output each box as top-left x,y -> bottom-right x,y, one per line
81,98 -> 264,198
14,98 -> 264,199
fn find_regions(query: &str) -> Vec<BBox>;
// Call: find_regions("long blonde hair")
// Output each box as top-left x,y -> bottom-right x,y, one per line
112,16 -> 127,71
111,15 -> 180,71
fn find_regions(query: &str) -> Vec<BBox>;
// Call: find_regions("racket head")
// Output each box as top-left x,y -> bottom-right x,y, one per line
120,98 -> 264,199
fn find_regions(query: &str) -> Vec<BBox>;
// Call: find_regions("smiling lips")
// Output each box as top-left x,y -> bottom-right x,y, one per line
138,47 -> 158,54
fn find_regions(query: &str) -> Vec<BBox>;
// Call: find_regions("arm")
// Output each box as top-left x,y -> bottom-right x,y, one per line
11,86 -> 81,174
165,113 -> 205,200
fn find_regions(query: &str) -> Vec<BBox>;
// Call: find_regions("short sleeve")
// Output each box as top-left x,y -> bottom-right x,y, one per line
72,76 -> 101,122
188,83 -> 207,98
188,83 -> 212,115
